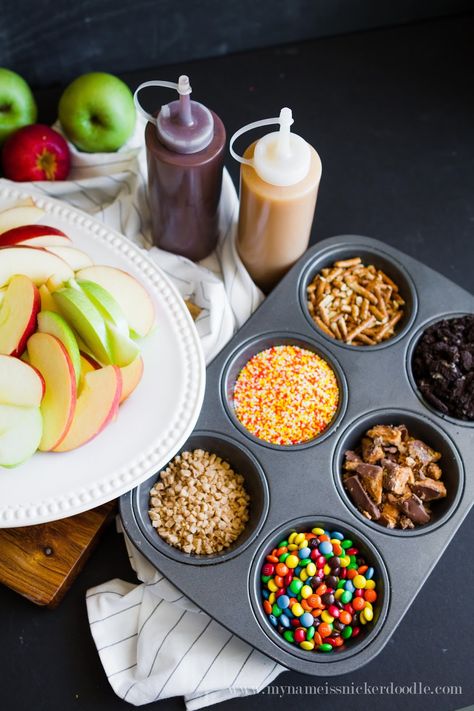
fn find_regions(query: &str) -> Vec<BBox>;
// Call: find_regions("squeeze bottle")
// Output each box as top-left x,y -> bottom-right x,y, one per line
230,108 -> 322,292
134,76 -> 226,261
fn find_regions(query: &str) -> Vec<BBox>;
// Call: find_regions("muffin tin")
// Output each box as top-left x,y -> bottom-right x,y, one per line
120,234 -> 473,676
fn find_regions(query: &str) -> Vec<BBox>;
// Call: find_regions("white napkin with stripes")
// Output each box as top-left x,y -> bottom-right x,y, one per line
10,115 -> 285,707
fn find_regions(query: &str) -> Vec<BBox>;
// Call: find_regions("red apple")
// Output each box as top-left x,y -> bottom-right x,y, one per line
53,365 -> 122,452
0,245 -> 73,287
2,124 -> 70,181
0,274 -> 40,357
27,332 -> 77,451
0,224 -> 70,247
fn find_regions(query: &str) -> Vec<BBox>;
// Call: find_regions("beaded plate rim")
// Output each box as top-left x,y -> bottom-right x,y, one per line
0,183 -> 206,527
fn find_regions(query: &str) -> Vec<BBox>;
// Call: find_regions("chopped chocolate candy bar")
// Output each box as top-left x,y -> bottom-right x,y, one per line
342,423 -> 447,530
411,478 -> 447,501
355,463 -> 383,504
400,494 -> 431,525
343,475 -> 381,520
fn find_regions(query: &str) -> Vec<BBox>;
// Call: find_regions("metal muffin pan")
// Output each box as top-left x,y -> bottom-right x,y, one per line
120,234 -> 474,676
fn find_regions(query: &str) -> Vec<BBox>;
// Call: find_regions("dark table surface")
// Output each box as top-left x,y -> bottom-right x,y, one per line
2,12 -> 474,711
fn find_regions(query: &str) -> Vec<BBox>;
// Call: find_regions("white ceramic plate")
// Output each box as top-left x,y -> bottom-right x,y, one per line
0,183 -> 206,527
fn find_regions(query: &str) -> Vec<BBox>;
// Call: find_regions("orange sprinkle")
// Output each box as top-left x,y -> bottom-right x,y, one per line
233,345 -> 339,446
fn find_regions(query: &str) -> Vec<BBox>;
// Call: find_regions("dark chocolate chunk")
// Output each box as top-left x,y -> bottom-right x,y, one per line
400,494 -> 431,525
343,475 -> 381,520
411,478 -> 447,501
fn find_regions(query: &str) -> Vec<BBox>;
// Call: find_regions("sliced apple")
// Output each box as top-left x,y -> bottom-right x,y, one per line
52,286 -> 112,364
0,354 -> 45,407
0,247 -> 73,288
0,224 -> 70,247
120,356 -> 144,404
0,274 -> 40,357
39,284 -> 59,313
76,265 -> 155,337
37,311 -> 81,385
53,365 -> 121,452
0,203 -> 45,235
78,353 -> 98,392
27,332 -> 77,451
0,404 -> 42,468
45,246 -> 93,271
0,287 -> 6,307
106,322 -> 140,367
77,279 -> 129,334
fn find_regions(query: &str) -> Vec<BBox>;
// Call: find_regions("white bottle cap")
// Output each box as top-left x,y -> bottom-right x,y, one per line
230,108 -> 311,186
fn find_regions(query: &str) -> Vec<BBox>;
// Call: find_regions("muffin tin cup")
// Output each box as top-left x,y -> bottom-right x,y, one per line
299,242 -> 418,350
249,516 -> 390,663
121,234 -> 474,676
221,331 -> 348,450
130,431 -> 270,566
406,312 -> 474,429
333,408 -> 465,537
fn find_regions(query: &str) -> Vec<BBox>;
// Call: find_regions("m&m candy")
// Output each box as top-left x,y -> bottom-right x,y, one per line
260,526 -> 380,654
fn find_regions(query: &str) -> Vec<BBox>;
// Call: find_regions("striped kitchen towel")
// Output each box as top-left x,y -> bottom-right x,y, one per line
6,113 -> 285,706
86,521 -> 284,708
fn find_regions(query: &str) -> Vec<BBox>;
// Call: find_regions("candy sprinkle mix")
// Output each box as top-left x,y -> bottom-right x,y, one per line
233,345 -> 339,446
260,526 -> 380,653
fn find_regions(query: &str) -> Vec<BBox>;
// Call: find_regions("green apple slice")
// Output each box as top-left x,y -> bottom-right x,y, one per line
37,310 -> 82,386
0,404 -> 42,467
106,322 -> 140,367
52,287 -> 112,365
77,279 -> 129,335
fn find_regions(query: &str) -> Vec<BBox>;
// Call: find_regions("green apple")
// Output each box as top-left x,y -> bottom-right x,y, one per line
0,68 -> 37,145
52,287 -> 112,365
0,403 -> 42,467
37,310 -> 81,385
106,322 -> 140,367
58,72 -> 136,152
77,279 -> 129,334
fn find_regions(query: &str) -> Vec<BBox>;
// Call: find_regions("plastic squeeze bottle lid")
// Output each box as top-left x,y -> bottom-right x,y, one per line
134,75 -> 214,153
230,107 -> 311,186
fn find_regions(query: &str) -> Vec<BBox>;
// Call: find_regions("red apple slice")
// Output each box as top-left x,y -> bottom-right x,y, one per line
120,356 -> 144,404
0,274 -> 40,357
76,265 -> 155,337
0,246 -> 73,287
53,365 -> 121,452
0,224 -> 70,247
0,354 -> 45,407
45,246 -> 93,271
0,204 -> 45,234
27,332 -> 77,451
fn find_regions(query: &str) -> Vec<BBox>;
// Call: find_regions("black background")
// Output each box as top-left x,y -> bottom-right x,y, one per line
1,11 -> 474,711
0,0 -> 472,87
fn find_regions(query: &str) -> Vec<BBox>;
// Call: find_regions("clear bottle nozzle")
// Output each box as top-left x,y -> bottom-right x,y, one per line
229,107 -> 311,186
133,75 -> 214,153
276,107 -> 294,160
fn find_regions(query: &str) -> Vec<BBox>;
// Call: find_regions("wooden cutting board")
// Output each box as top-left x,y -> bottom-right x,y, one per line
0,501 -> 116,607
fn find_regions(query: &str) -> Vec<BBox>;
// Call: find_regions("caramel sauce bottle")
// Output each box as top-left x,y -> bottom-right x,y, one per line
230,108 -> 322,292
135,76 -> 225,261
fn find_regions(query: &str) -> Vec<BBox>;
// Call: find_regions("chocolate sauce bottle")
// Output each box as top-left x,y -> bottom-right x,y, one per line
134,76 -> 226,261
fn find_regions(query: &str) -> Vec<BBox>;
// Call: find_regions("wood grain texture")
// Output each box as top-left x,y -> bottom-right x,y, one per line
0,501 -> 116,607
0,0 -> 471,87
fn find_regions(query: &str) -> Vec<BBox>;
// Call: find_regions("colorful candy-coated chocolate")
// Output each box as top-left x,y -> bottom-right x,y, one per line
300,612 -> 314,628
286,554 -> 299,569
260,526 -> 379,654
